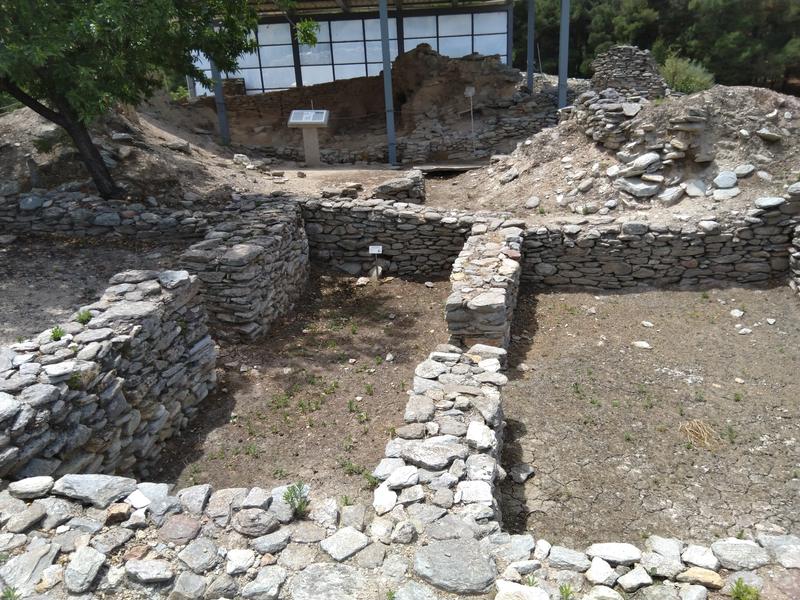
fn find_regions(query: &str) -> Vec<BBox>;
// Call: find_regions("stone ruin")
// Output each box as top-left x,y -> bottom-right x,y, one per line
1,173 -> 799,598
590,45 -> 668,100
1,45 -> 799,599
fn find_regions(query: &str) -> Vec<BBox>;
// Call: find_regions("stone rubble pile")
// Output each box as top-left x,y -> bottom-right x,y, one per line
446,224 -> 525,350
569,88 -> 649,151
370,169 -> 425,203
590,45 -> 669,100
0,270 -> 216,480
181,201 -> 309,341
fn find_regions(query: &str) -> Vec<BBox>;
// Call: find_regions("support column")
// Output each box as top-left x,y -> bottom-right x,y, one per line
526,0 -> 536,92
210,60 -> 231,145
506,2 -> 514,66
557,0 -> 570,108
379,0 -> 398,165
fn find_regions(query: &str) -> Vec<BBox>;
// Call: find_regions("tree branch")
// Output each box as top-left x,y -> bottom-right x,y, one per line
0,77 -> 65,126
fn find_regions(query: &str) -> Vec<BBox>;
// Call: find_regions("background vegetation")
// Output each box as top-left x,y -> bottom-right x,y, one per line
512,0 -> 800,93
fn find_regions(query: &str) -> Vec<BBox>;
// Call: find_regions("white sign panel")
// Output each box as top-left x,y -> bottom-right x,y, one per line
369,245 -> 383,254
288,109 -> 330,127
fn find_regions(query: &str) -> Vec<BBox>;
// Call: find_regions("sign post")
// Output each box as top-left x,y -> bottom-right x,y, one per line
369,245 -> 383,281
287,109 -> 330,167
464,86 -> 476,155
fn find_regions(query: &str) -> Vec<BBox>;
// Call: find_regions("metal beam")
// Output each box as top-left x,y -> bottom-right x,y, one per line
506,2 -> 513,66
557,0 -> 570,108
379,0 -> 397,165
209,60 -> 231,145
526,0 -> 535,92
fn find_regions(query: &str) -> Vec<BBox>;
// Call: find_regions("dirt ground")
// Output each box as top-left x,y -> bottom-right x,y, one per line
500,284 -> 800,548
155,269 -> 450,505
0,237 -> 185,346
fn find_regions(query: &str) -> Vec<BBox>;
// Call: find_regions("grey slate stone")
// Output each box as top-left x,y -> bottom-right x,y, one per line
241,565 -> 287,599
178,538 -> 219,573
289,563 -> 373,600
53,474 -> 137,508
413,539 -> 496,593
320,526 -> 370,561
710,538 -> 770,570
65,546 -> 106,593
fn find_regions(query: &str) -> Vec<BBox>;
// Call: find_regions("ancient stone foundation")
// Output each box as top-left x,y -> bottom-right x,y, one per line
181,202 -> 309,341
446,225 -> 524,350
0,270 -> 216,481
590,45 -> 668,99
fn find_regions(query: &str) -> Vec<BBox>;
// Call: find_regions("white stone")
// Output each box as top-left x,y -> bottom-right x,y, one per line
586,542 -> 642,566
372,483 -> 397,515
585,557 -> 618,586
617,565 -> 652,592
226,548 -> 256,575
681,545 -> 719,571
466,421 -> 496,450
386,465 -> 420,490
320,527 -> 369,561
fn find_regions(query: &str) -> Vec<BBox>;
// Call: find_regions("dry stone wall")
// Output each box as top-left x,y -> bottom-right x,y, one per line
297,197 -> 496,276
0,270 -> 216,481
522,196 -> 799,289
446,225 -> 524,351
791,223 -> 800,297
181,201 -> 309,342
0,186 -> 210,239
590,45 -> 668,99
370,169 -> 425,203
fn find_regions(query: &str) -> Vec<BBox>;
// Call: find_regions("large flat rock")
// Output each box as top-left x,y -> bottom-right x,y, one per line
414,539 -> 496,593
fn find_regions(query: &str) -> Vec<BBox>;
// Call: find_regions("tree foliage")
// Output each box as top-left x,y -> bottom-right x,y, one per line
513,0 -> 800,91
660,55 -> 714,94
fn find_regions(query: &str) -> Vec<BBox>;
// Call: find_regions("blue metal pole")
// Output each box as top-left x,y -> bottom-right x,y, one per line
379,0 -> 397,165
527,0 -> 536,92
210,60 -> 231,145
557,0 -> 570,108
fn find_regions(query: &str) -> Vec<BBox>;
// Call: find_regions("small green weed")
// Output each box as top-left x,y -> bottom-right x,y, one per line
347,399 -> 358,413
50,326 -> 65,341
734,392 -> 743,402
523,574 -> 538,586
2,587 -> 21,600
244,443 -> 260,458
730,578 -> 760,600
363,473 -> 380,489
283,482 -> 309,518
66,373 -> 83,390
76,310 -> 92,325
273,467 -> 288,478
559,584 -> 576,600
386,591 -> 396,600
624,432 -> 633,442
725,425 -> 737,444
340,495 -> 353,507
365,383 -> 374,396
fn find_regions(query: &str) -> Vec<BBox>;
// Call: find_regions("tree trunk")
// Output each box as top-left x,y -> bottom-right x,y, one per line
53,101 -> 124,199
0,78 -> 123,199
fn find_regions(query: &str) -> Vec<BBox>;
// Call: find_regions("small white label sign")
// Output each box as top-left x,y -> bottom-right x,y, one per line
369,245 -> 383,254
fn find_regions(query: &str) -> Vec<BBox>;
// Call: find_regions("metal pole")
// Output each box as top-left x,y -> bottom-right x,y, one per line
379,0 -> 397,165
185,75 -> 197,99
557,0 -> 570,108
210,60 -> 231,145
526,0 -> 536,92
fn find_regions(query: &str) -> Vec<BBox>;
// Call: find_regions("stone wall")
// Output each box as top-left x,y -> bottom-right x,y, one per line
297,197 -> 493,276
0,270 -> 216,481
370,169 -> 425,203
590,45 -> 668,99
522,196 -> 799,289
791,223 -> 800,297
446,225 -> 524,351
0,187 -> 210,239
181,201 -> 309,341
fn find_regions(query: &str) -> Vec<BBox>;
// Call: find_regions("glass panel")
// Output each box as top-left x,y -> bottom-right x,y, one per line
262,66 -> 296,89
364,18 -> 397,40
404,16 -> 436,38
233,69 -> 263,92
193,52 -> 210,71
258,23 -> 291,45
301,65 -> 334,85
365,40 -> 398,62
333,41 -> 365,64
259,44 -> 294,67
473,33 -> 506,57
404,37 -> 437,52
439,36 -> 472,58
335,64 -> 367,80
238,50 -> 260,69
196,74 -> 213,97
367,63 -> 384,76
438,14 -> 471,36
331,20 -> 363,41
474,12 -> 507,34
317,21 -> 331,42
299,42 -> 332,66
